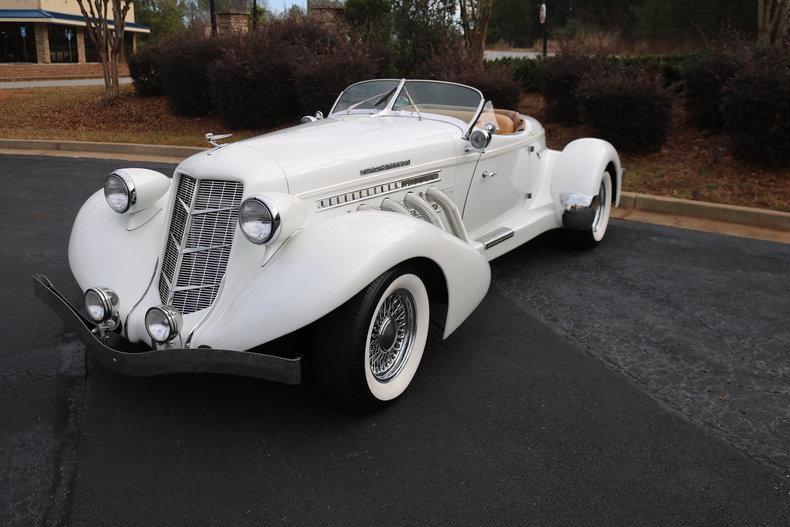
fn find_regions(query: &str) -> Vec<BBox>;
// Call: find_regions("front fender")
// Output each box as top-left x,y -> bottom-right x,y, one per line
549,138 -> 622,224
192,212 -> 491,351
68,189 -> 167,317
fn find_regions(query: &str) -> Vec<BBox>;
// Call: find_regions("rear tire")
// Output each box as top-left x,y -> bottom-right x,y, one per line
568,170 -> 612,250
311,266 -> 430,410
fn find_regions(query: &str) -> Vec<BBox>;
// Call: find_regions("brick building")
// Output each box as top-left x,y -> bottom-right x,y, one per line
306,0 -> 344,27
0,0 -> 149,64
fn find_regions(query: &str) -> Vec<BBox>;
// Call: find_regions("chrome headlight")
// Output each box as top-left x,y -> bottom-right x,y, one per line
145,306 -> 182,344
239,196 -> 281,244
104,173 -> 136,213
84,287 -> 119,325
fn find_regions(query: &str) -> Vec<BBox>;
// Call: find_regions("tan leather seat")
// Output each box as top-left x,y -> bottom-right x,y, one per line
495,114 -> 515,134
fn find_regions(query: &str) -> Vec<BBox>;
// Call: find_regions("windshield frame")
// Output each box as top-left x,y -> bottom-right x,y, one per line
329,79 -> 485,131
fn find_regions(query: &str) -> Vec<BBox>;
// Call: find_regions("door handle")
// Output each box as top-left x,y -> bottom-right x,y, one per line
482,171 -> 498,178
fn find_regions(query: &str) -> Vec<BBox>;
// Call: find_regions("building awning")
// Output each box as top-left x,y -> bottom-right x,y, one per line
0,9 -> 150,33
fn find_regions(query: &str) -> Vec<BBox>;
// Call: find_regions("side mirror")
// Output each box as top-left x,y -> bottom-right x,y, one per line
300,111 -> 324,124
469,128 -> 492,150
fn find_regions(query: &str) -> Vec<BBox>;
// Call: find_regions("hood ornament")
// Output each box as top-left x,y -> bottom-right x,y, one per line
205,132 -> 233,147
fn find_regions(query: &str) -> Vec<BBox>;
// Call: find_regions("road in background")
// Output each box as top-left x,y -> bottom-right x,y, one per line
1,155 -> 788,525
484,49 -> 555,60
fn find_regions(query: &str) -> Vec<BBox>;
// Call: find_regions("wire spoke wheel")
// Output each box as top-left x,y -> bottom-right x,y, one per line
368,288 -> 416,382
592,177 -> 608,235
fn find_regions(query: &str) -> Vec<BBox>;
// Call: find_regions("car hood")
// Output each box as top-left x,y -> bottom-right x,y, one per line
239,115 -> 460,196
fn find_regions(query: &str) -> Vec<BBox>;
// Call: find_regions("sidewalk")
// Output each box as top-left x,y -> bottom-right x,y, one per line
0,77 -> 132,89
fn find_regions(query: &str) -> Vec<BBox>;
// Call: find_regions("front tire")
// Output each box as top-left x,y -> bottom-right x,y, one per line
311,266 -> 430,409
568,170 -> 613,250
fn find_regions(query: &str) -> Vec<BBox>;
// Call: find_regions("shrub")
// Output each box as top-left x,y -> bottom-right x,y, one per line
683,52 -> 743,130
540,55 -> 601,123
487,55 -> 690,95
411,50 -> 522,109
721,58 -> 790,167
294,49 -> 376,116
158,35 -> 230,117
128,44 -> 163,97
487,57 -> 545,93
578,70 -> 672,153
461,63 -> 521,109
207,18 -> 375,129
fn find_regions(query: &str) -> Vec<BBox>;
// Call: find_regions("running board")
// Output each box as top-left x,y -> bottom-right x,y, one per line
475,227 -> 515,249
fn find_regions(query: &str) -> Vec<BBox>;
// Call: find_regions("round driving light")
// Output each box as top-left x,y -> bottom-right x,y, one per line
84,287 -> 119,323
239,197 -> 280,244
145,306 -> 182,344
104,173 -> 135,213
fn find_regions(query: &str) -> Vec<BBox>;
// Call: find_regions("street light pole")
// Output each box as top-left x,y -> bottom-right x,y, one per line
209,0 -> 218,35
540,2 -> 547,58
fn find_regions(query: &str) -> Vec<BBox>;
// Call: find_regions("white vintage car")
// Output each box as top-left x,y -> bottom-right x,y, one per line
35,79 -> 621,408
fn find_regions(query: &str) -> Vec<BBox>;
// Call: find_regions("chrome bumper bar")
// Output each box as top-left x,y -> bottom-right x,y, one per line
33,274 -> 302,384
560,192 -> 600,231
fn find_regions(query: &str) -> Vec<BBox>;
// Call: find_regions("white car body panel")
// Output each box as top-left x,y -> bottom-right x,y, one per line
65,80 -> 623,354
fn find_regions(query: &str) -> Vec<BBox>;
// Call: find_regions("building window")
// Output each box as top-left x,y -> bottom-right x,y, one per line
48,25 -> 78,63
84,31 -> 133,63
123,32 -> 133,61
0,23 -> 37,63
84,31 -> 101,63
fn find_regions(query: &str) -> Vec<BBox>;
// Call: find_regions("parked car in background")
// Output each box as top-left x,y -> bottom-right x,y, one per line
35,79 -> 622,409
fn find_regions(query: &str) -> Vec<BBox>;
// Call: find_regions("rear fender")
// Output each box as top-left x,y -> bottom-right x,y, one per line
549,138 -> 622,224
192,212 -> 491,351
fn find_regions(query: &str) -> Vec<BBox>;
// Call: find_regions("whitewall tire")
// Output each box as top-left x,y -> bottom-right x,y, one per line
568,170 -> 613,249
312,266 -> 430,409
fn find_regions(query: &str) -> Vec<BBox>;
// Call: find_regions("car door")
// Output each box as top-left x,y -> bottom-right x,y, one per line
461,133 -> 531,236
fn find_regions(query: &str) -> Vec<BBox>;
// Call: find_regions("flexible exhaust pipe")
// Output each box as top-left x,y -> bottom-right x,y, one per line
403,192 -> 444,230
357,204 -> 381,212
426,186 -> 469,243
380,198 -> 411,216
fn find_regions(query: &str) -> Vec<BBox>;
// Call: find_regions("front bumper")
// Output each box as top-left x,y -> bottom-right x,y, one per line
33,275 -> 302,384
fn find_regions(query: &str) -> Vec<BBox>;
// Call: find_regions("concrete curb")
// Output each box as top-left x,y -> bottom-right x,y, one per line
0,139 -> 204,160
618,192 -> 790,232
1,138 -> 787,232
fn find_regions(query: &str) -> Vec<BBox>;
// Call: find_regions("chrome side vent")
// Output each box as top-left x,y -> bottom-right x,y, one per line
317,171 -> 440,209
158,175 -> 243,315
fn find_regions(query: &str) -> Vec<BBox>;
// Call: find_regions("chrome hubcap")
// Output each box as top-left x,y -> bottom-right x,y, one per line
369,288 -> 416,382
592,179 -> 607,233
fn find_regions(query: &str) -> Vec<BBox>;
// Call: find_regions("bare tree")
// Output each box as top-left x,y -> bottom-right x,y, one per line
459,0 -> 493,62
76,0 -> 133,97
758,0 -> 790,45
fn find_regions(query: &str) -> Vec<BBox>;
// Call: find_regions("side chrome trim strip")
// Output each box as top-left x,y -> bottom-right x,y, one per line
317,171 -> 441,210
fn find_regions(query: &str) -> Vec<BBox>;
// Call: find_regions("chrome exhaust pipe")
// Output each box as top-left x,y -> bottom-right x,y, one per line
426,186 -> 469,243
403,192 -> 444,230
380,197 -> 411,215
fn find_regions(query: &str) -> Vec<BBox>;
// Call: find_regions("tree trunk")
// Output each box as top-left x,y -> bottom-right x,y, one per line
758,0 -> 790,45
76,0 -> 130,98
459,0 -> 493,63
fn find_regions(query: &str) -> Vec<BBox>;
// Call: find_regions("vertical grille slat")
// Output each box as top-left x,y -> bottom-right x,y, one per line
158,175 -> 243,315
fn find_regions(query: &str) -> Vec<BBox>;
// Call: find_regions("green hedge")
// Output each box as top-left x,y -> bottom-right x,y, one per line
486,54 -> 691,94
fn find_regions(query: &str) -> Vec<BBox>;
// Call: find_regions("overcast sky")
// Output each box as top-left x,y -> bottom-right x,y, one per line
268,0 -> 307,12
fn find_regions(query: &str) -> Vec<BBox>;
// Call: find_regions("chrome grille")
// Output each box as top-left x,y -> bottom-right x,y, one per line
158,174 -> 244,315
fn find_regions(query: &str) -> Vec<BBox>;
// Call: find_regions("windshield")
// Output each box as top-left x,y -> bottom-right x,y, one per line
332,80 -> 401,113
392,81 -> 483,124
331,79 -> 484,126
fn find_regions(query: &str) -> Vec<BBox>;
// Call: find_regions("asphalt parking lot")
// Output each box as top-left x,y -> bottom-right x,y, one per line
2,154 -> 789,525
